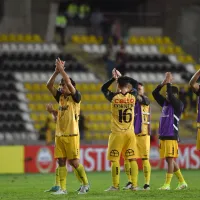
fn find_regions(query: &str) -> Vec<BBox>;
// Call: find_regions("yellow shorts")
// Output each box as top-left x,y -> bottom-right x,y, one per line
136,134 -> 150,159
54,136 -> 80,160
159,140 -> 178,158
197,128 -> 200,150
107,132 -> 137,161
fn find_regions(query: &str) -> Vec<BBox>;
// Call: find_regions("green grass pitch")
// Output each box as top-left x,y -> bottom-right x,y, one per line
0,170 -> 200,200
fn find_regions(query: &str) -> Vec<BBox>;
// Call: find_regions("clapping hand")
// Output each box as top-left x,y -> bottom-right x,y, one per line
112,68 -> 122,80
161,72 -> 173,86
55,58 -> 65,72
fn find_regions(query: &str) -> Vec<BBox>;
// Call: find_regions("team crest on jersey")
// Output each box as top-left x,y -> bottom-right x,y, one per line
110,150 -> 119,157
125,149 -> 135,156
59,105 -> 69,111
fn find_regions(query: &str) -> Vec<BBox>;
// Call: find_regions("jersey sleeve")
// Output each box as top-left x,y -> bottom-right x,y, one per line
130,88 -> 138,98
54,90 -> 62,103
71,90 -> 81,103
152,84 -> 165,107
138,95 -> 150,105
101,78 -> 115,102
167,83 -> 183,113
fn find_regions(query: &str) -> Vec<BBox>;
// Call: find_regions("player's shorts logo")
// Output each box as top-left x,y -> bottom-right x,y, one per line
125,149 -> 135,156
110,150 -> 119,157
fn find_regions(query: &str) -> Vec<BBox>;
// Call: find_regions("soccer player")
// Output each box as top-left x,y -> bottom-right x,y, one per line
123,82 -> 151,190
189,69 -> 200,150
46,58 -> 89,195
101,68 -> 138,191
152,72 -> 187,190
45,103 -> 84,193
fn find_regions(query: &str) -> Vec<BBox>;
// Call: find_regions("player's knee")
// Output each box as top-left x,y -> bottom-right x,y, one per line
166,157 -> 173,163
68,159 -> 79,168
142,158 -> 148,161
58,158 -> 66,166
128,158 -> 137,162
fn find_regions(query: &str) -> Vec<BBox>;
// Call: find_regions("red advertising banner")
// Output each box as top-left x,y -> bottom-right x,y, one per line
25,146 -> 56,173
24,144 -> 200,173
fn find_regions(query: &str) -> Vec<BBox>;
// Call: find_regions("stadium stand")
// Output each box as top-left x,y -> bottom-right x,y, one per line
0,41 -> 100,144
0,72 -> 35,143
0,35 -> 197,144
81,36 -> 196,92
79,35 -> 197,139
0,34 -> 42,43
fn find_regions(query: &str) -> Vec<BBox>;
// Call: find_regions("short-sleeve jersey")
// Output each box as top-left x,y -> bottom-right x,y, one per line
54,90 -> 81,136
111,92 -> 136,133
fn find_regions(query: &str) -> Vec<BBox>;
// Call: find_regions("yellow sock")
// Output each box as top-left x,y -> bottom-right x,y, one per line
174,169 -> 185,183
142,160 -> 151,185
73,167 -> 83,184
75,164 -> 88,185
130,160 -> 138,187
124,159 -> 132,182
111,161 -> 120,188
59,166 -> 67,191
55,167 -> 60,186
165,173 -> 173,185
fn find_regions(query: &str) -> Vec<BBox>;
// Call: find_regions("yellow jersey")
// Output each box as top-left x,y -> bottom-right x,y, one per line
54,90 -> 81,136
140,104 -> 150,135
111,92 -> 136,133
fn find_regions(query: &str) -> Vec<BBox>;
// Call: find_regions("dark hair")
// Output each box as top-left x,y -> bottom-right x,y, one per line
138,82 -> 143,86
171,86 -> 179,95
117,76 -> 131,87
60,78 -> 76,87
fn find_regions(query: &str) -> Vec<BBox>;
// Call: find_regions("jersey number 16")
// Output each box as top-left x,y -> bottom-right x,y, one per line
118,108 -> 132,123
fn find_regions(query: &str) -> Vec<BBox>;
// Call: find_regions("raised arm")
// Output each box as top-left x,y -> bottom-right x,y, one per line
128,77 -> 138,90
56,58 -> 76,95
101,78 -> 115,102
46,71 -> 59,97
152,72 -> 170,107
189,69 -> 200,93
152,84 -> 165,107
56,58 -> 81,103
166,83 -> 183,112
137,95 -> 150,106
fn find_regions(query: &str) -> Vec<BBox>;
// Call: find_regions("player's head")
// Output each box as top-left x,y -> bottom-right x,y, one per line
59,78 -> 76,95
138,82 -> 144,95
166,86 -> 179,100
117,76 -> 133,92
